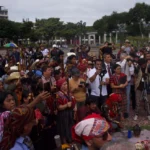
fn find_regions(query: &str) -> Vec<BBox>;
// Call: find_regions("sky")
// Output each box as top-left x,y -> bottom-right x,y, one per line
1,0 -> 150,26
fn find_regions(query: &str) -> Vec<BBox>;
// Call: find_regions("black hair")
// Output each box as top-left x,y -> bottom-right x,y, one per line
113,64 -> 121,70
95,59 -> 102,64
67,55 -> 76,64
138,58 -> 147,66
103,53 -> 111,58
21,90 -> 30,104
58,50 -> 64,56
54,69 -> 60,76
0,91 -> 13,113
85,98 -> 97,105
42,65 -> 51,74
70,49 -> 75,52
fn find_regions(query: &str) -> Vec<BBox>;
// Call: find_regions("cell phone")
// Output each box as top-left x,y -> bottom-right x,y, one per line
43,82 -> 51,93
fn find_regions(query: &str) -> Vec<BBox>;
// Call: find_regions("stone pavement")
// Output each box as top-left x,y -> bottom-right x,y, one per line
123,101 -> 150,128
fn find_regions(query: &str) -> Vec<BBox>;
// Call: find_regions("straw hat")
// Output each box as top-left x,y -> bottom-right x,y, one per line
6,72 -> 20,82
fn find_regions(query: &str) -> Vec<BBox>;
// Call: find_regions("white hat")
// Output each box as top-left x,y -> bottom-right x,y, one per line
125,39 -> 130,43
55,66 -> 61,70
5,64 -> 8,68
52,44 -> 58,48
67,52 -> 76,57
10,66 -> 18,71
35,59 -> 40,63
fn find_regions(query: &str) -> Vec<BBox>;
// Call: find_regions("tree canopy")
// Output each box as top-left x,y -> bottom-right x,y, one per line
0,2 -> 150,42
93,2 -> 150,36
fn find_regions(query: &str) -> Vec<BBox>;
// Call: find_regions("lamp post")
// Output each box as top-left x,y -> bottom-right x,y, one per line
117,23 -> 127,47
139,18 -> 145,38
143,20 -> 150,40
77,21 -> 86,44
112,30 -> 119,44
103,33 -> 107,42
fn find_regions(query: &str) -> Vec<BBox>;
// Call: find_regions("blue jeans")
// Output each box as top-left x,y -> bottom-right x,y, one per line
126,82 -> 131,113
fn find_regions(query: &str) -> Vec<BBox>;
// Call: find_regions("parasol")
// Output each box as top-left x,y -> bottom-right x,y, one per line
4,43 -> 18,48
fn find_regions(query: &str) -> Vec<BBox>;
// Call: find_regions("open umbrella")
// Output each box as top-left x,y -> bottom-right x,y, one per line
4,43 -> 18,48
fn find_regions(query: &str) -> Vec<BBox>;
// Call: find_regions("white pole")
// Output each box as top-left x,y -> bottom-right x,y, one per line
104,33 -> 107,42
99,36 -> 101,45
93,35 -> 96,45
109,33 -> 112,43
116,32 -> 118,44
79,36 -> 81,45
88,35 -> 90,45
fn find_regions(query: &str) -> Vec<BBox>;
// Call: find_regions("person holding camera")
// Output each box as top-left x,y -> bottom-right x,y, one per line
121,40 -> 134,55
76,44 -> 91,61
134,58 -> 150,121
88,59 -> 109,108
116,53 -> 134,117
99,42 -> 115,59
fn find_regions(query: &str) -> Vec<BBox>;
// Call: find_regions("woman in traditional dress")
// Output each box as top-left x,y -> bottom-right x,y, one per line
56,78 -> 76,144
0,105 -> 36,150
110,64 -> 128,119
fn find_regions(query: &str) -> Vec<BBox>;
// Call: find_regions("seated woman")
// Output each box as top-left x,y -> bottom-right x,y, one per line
0,105 -> 36,150
101,93 -> 123,130
56,78 -> 76,144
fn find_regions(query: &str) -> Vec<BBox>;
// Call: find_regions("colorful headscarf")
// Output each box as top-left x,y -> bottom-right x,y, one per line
0,105 -> 35,150
106,93 -> 122,106
72,113 -> 109,142
105,93 -> 122,118
77,63 -> 87,72
56,77 -> 66,89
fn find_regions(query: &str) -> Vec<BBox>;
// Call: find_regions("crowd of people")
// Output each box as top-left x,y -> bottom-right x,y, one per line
0,40 -> 150,150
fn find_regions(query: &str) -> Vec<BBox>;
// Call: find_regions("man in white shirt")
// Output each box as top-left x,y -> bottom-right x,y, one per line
40,45 -> 49,57
88,59 -> 109,108
117,53 -> 134,117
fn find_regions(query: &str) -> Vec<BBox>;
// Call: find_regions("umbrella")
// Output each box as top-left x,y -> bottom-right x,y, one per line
4,43 -> 18,48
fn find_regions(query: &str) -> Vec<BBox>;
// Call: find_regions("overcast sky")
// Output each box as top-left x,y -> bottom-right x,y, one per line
1,0 -> 150,25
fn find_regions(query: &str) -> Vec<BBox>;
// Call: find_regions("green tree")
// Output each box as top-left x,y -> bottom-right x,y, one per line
61,22 -> 78,40
0,19 -> 19,40
35,18 -> 63,41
